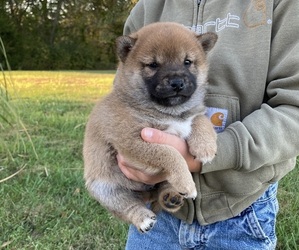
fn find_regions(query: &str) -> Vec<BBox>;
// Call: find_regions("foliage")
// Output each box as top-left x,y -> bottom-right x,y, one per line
0,71 -> 298,249
0,0 -> 137,70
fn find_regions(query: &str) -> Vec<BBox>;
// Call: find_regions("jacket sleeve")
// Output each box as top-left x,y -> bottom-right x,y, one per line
202,0 -> 299,173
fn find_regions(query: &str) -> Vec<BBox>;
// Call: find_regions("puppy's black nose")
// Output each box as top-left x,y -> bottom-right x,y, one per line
169,78 -> 185,91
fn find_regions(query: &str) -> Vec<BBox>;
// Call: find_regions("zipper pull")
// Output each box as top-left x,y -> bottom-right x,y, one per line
197,0 -> 201,5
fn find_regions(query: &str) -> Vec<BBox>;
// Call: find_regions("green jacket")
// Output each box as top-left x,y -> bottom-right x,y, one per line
124,0 -> 299,225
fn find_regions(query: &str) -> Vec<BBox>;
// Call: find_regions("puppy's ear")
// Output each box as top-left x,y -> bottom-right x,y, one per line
116,35 -> 137,63
196,32 -> 218,54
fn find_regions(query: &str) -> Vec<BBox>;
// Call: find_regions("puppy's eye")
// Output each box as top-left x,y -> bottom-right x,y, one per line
146,62 -> 159,69
184,59 -> 192,67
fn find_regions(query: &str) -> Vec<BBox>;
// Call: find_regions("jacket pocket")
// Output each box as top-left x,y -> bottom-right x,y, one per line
205,94 -> 240,133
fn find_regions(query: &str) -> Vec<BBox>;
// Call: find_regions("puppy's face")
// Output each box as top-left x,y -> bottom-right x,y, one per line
116,22 -> 217,114
140,47 -> 199,107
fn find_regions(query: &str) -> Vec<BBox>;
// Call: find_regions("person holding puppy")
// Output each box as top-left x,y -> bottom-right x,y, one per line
118,0 -> 299,249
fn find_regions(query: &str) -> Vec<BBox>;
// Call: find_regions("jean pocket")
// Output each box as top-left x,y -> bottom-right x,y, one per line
245,193 -> 279,245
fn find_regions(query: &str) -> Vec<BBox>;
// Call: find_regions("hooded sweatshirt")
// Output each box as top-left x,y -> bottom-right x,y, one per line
123,0 -> 299,225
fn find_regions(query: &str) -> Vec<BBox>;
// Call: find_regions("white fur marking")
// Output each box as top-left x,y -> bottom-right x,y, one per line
189,190 -> 198,200
164,115 -> 195,139
140,217 -> 157,232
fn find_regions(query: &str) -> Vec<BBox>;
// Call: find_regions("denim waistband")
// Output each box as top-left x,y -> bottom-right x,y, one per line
255,183 -> 278,203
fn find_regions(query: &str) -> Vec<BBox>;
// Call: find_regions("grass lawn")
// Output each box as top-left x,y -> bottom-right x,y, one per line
0,71 -> 128,249
0,71 -> 298,249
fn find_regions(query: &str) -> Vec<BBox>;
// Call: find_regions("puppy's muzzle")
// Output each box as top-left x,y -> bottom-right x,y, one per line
169,77 -> 185,92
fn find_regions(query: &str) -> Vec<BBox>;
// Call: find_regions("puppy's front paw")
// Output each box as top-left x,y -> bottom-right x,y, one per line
173,180 -> 197,200
190,140 -> 217,164
167,172 -> 197,200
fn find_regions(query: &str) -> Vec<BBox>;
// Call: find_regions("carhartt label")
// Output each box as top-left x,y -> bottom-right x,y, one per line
206,107 -> 228,133
188,13 -> 240,34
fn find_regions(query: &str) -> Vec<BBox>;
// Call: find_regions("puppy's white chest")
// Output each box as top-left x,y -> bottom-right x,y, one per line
164,116 -> 195,139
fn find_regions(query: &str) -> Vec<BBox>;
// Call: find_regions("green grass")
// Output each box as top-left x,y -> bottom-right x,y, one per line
276,160 -> 299,250
0,71 -> 298,249
0,71 -> 128,250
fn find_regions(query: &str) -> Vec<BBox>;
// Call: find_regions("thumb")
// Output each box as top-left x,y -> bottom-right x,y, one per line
141,128 -> 180,145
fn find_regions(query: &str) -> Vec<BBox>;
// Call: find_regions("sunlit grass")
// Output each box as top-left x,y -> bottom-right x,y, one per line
8,71 -> 114,102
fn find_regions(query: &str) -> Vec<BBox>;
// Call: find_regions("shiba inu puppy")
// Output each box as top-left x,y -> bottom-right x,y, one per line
83,22 -> 217,233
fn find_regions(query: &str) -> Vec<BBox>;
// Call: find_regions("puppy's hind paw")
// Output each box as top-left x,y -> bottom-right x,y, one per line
139,216 -> 157,233
161,192 -> 184,213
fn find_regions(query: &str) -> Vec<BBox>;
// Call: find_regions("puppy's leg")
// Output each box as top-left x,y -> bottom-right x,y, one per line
188,115 -> 217,164
164,160 -> 197,200
86,179 -> 157,233
121,143 -> 197,200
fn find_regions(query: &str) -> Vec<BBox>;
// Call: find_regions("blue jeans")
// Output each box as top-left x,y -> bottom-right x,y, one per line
126,183 -> 278,250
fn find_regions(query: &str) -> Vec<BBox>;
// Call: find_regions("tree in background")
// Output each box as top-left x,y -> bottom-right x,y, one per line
0,0 -> 137,70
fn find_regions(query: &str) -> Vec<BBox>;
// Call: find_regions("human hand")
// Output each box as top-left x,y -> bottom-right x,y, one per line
117,128 -> 202,185
117,154 -> 167,185
141,128 -> 202,173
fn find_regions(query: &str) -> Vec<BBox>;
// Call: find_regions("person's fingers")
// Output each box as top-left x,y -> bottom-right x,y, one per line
117,154 -> 166,185
141,127 -> 202,173
117,128 -> 202,185
141,127 -> 187,155
117,154 -> 137,180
